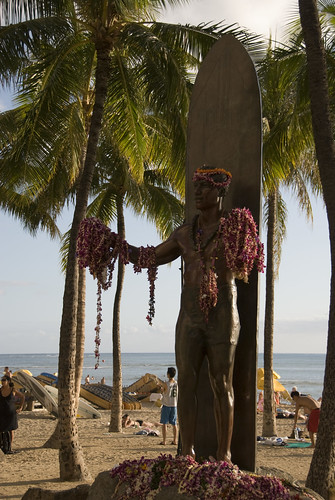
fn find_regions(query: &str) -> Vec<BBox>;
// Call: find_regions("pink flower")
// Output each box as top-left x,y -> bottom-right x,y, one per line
76,218 -> 130,367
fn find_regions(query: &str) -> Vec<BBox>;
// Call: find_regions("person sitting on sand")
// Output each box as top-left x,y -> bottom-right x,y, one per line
290,390 -> 321,447
257,391 -> 264,413
121,414 -> 160,429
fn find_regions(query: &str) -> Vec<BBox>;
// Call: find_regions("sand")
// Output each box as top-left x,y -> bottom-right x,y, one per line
0,403 -> 315,499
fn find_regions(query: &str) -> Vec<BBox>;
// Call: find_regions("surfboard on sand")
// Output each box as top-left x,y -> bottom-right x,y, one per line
44,385 -> 102,419
13,370 -> 58,418
185,34 -> 262,471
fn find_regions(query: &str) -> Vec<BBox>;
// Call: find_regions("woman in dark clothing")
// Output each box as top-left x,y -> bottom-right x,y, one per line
0,375 -> 24,453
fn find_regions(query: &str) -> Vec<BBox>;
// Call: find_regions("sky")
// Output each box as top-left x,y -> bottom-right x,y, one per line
1,0 -> 330,355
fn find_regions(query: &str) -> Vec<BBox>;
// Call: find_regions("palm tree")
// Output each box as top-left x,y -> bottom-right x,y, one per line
258,46 -> 321,437
87,130 -> 184,431
298,1 -> 335,497
1,0 -> 265,480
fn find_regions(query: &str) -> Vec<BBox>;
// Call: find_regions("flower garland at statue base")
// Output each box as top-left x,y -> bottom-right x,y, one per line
109,454 -> 299,500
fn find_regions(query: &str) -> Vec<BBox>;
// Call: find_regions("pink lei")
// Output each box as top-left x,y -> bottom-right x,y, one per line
195,207 -> 264,321
133,246 -> 157,326
76,217 -> 130,368
76,218 -> 158,365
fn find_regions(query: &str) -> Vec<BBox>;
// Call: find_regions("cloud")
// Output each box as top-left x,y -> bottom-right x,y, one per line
0,280 -> 33,287
275,317 -> 328,335
258,317 -> 328,353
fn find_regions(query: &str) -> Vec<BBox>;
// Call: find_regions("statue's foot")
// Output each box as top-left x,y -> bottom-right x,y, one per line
216,451 -> 232,466
208,454 -> 232,465
222,456 -> 232,466
181,447 -> 195,459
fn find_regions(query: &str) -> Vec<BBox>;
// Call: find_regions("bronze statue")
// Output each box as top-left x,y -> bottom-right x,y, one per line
77,165 -> 264,463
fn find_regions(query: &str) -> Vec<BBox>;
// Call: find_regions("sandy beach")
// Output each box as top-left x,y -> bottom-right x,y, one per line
0,400 -> 317,499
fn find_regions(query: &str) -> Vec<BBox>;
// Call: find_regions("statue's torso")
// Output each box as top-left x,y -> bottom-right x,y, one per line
173,222 -> 235,288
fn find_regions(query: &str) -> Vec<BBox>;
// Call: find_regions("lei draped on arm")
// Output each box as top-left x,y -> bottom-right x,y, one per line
221,208 -> 265,282
76,217 -> 130,368
76,218 -> 158,366
133,246 -> 158,326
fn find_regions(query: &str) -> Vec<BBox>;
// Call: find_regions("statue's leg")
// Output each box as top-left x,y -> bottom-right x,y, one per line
205,285 -> 240,462
175,291 -> 205,457
207,342 -> 236,462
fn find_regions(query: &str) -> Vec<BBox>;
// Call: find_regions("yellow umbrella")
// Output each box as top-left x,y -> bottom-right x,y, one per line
257,367 -> 280,382
257,368 -> 292,400
257,376 -> 286,392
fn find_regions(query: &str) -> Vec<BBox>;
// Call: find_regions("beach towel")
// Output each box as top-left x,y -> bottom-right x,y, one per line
286,442 -> 311,448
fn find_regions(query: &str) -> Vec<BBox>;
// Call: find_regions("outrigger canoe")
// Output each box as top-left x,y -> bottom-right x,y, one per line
35,372 -> 58,387
44,385 -> 101,419
80,383 -> 141,410
125,373 -> 164,401
13,370 -> 58,417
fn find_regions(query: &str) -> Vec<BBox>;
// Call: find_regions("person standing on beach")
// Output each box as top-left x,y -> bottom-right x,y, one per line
77,166 -> 264,462
0,375 -> 25,453
159,367 -> 178,446
3,367 -> 12,379
291,390 -> 321,447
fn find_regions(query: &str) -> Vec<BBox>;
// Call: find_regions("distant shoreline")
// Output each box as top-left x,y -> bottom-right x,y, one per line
0,351 -> 327,355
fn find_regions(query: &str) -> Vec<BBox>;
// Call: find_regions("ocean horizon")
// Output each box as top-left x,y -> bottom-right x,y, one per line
1,352 -> 326,400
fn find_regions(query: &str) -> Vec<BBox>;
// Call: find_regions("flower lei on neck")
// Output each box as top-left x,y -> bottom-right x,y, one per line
76,218 -> 159,366
193,207 -> 264,321
133,246 -> 158,326
193,217 -> 221,322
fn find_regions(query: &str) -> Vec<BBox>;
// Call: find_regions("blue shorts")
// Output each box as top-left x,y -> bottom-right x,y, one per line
160,405 -> 177,425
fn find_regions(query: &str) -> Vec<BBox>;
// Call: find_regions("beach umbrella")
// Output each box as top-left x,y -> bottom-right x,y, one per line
256,368 -> 292,401
257,376 -> 286,392
257,367 -> 281,383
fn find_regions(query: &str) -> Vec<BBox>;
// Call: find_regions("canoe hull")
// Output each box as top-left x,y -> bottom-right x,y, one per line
13,370 -> 58,417
80,384 -> 141,410
44,385 -> 102,419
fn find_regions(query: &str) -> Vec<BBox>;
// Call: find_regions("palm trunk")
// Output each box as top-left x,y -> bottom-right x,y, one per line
75,266 -> 86,412
43,270 -> 86,449
299,1 -> 335,497
109,196 -> 125,432
262,190 -> 277,437
57,46 -> 110,481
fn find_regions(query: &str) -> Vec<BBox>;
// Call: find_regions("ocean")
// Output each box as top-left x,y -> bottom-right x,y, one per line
0,352 -> 325,400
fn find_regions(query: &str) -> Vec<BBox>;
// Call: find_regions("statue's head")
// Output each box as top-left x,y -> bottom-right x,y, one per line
192,165 -> 232,198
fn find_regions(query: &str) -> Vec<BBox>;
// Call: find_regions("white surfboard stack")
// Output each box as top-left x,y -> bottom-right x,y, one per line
13,369 -> 101,419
